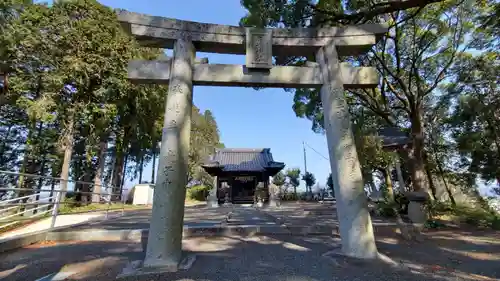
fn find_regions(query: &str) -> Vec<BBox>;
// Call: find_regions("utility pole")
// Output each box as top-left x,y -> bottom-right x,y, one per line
303,141 -> 309,194
302,141 -> 308,175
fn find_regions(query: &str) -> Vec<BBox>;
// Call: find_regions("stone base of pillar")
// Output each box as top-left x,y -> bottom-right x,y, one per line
255,201 -> 264,208
323,247 -> 404,269
118,253 -> 197,278
267,198 -> 280,207
207,198 -> 219,208
406,191 -> 429,226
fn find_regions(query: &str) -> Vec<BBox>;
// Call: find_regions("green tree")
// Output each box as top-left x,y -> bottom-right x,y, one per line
285,168 -> 301,199
0,0 -> 226,207
272,171 -> 286,187
326,173 -> 336,198
188,108 -> 224,186
448,52 -> 500,188
241,0 -> 479,197
302,171 -> 316,195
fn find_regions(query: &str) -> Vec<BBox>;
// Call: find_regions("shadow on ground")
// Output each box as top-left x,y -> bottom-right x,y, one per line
1,202 -> 498,281
61,206 -> 230,231
260,202 -> 500,281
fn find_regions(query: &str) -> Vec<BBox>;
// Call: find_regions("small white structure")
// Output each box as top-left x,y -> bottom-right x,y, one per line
130,184 -> 154,205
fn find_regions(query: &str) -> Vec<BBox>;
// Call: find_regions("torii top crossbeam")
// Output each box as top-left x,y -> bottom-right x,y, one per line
117,11 -> 387,89
117,10 -> 387,57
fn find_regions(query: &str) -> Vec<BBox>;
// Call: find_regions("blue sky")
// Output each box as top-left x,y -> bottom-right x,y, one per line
95,0 -> 332,191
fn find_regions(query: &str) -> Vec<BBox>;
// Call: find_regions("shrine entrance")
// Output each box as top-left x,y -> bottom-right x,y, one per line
118,9 -> 387,271
231,176 -> 256,204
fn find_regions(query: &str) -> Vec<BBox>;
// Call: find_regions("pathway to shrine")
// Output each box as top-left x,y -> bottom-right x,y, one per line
2,203 -> 499,281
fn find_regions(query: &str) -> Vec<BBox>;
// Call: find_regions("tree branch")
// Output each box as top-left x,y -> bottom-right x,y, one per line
421,7 -> 468,99
349,89 -> 397,126
311,0 -> 443,24
372,50 -> 412,104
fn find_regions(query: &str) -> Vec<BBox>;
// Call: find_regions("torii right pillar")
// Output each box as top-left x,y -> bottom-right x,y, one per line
317,43 -> 378,259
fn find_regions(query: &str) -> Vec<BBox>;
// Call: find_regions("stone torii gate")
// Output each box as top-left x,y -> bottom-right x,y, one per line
118,10 -> 387,272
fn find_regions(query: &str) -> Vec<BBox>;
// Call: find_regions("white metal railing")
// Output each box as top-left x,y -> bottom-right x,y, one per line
0,170 -> 126,231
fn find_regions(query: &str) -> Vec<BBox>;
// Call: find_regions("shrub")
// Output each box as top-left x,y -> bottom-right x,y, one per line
65,191 -> 77,199
428,201 -> 500,229
282,193 -> 296,201
187,185 -> 210,201
375,200 -> 397,217
57,197 -> 81,213
394,193 -> 409,214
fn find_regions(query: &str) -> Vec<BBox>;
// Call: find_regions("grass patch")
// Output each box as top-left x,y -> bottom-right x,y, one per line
428,201 -> 500,230
58,199 -> 145,215
185,197 -> 205,206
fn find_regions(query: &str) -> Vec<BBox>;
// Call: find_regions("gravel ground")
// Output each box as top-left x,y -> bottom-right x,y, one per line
61,206 -> 232,231
1,203 -> 498,281
2,232 -> 499,281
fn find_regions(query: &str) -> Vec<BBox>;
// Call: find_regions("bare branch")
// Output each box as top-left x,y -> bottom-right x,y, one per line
372,49 -> 412,101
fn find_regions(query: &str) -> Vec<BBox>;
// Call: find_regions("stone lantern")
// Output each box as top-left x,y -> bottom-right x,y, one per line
379,127 -> 429,227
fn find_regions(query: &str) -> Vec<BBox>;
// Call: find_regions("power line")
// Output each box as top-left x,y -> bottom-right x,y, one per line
303,142 -> 329,161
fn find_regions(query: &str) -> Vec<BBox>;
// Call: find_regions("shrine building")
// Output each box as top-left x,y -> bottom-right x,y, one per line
202,148 -> 285,204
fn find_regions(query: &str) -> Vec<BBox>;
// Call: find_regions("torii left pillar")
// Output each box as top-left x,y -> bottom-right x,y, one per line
144,38 -> 195,271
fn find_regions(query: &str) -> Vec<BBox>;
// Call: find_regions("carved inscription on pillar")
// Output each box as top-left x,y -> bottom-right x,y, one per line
245,28 -> 272,69
332,98 -> 361,190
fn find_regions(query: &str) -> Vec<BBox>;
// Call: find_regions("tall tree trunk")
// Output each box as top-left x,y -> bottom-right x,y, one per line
434,158 -> 455,205
17,120 -> 37,214
120,153 -> 129,199
151,147 -> 156,184
80,164 -> 93,205
409,109 -> 430,195
383,165 -> 415,240
80,138 -> 97,205
139,152 -> 144,184
424,159 -> 437,200
73,149 -> 83,201
111,150 -> 125,199
59,115 -> 75,201
33,155 -> 46,214
48,159 -> 62,209
382,167 -> 395,202
92,136 -> 108,203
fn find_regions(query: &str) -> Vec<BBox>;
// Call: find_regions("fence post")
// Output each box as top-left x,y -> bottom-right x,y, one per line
105,194 -> 111,219
121,194 -> 126,216
50,190 -> 62,228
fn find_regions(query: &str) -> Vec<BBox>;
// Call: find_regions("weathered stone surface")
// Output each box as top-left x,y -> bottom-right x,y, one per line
317,43 -> 378,259
408,201 -> 428,225
268,180 -> 280,207
406,191 -> 429,202
128,60 -> 379,88
207,176 -> 219,208
143,38 -> 195,270
395,160 -> 406,192
117,10 -> 387,56
246,28 -> 273,69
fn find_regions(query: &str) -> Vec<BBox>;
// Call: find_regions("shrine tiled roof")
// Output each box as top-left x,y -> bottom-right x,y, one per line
202,148 -> 285,172
378,127 -> 412,148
